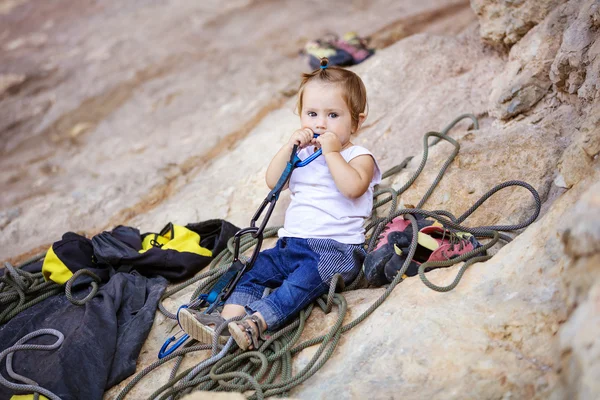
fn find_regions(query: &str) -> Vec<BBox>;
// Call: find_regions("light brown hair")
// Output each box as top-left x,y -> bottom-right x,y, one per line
297,57 -> 368,131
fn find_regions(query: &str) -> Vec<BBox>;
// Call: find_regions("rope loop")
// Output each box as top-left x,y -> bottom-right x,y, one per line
0,329 -> 64,400
64,269 -> 102,306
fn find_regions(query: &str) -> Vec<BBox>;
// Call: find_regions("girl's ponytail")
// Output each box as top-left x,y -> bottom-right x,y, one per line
319,57 -> 329,70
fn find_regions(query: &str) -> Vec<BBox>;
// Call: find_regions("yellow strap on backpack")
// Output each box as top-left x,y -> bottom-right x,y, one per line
11,395 -> 50,400
140,224 -> 212,257
41,245 -> 74,284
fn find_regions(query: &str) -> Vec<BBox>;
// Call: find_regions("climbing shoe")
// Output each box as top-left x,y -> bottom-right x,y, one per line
363,215 -> 434,286
364,216 -> 484,286
331,32 -> 373,64
304,39 -> 354,70
383,224 -> 484,282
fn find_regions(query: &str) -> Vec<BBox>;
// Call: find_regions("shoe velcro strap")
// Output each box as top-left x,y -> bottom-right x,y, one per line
243,324 -> 260,350
248,314 -> 267,340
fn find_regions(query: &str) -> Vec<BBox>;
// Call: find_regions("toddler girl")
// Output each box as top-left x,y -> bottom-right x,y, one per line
181,58 -> 381,350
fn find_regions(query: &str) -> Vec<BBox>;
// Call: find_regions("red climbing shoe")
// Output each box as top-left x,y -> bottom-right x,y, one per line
383,225 -> 484,282
364,216 -> 484,286
363,216 -> 433,286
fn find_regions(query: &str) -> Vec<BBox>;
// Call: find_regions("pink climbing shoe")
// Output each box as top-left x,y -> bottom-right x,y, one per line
364,216 -> 483,286
331,32 -> 373,64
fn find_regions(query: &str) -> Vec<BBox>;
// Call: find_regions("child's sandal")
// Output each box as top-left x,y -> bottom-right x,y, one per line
227,314 -> 266,351
178,309 -> 230,345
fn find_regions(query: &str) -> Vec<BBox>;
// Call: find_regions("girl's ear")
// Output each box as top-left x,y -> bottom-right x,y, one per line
354,113 -> 367,133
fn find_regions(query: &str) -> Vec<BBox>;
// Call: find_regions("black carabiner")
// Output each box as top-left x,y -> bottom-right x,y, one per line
232,227 -> 263,268
249,198 -> 278,239
248,144 -> 301,238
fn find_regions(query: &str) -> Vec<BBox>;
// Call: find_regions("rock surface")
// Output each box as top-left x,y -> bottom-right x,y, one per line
0,0 -> 475,262
471,0 -> 567,48
1,0 -> 599,399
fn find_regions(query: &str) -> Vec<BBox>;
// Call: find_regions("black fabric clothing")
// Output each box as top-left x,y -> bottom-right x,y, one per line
50,231 -> 113,286
0,271 -> 167,400
0,219 -> 239,399
44,219 -> 240,283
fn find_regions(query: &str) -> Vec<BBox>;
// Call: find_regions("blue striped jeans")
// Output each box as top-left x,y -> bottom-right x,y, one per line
225,237 -> 365,330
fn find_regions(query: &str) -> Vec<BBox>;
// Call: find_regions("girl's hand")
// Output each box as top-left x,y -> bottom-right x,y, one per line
316,132 -> 342,154
288,128 -> 315,149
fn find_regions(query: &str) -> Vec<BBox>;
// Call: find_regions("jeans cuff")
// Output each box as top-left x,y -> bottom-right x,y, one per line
245,298 -> 282,329
225,289 -> 261,307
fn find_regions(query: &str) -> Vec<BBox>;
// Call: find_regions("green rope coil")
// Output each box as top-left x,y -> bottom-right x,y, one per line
1,255 -> 104,324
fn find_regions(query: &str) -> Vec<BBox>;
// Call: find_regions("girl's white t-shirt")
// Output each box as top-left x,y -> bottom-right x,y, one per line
278,145 -> 382,244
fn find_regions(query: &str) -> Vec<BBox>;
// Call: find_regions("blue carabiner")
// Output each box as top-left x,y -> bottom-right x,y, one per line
158,331 -> 189,359
294,134 -> 322,167
295,148 -> 322,167
158,304 -> 194,359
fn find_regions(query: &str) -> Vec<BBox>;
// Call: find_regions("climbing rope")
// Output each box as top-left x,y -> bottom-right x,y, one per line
0,328 -> 65,400
0,252 -> 102,400
0,256 -> 102,324
116,113 -> 542,400
64,269 -> 101,306
0,258 -> 62,324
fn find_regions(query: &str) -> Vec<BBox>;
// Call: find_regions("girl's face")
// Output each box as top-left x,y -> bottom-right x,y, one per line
300,81 -> 361,148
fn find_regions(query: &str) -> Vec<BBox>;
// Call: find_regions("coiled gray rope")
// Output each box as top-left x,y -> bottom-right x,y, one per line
0,329 -> 65,400
0,259 -> 62,324
1,255 -> 103,324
